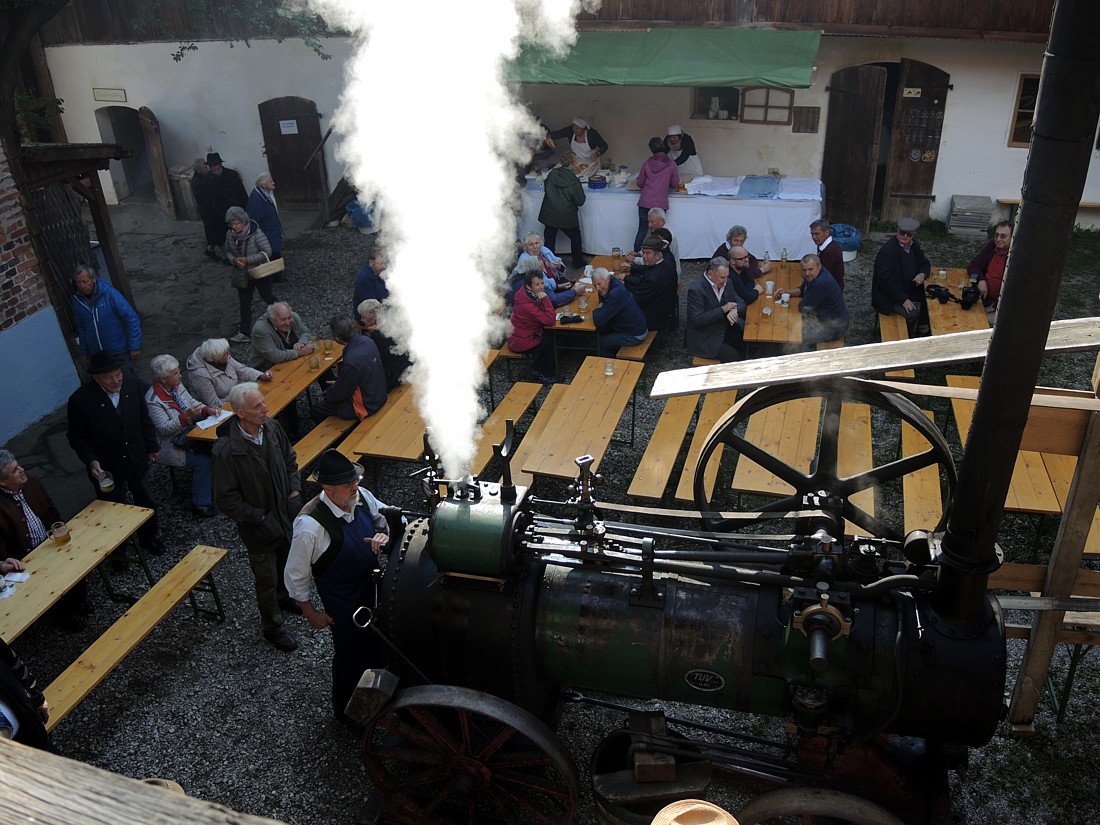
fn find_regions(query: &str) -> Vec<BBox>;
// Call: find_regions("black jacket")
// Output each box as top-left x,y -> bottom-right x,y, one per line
625,255 -> 678,332
67,377 -> 159,480
0,637 -> 48,749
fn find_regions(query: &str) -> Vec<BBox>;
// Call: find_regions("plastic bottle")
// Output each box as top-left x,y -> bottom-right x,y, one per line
763,251 -> 771,266
781,247 -> 788,262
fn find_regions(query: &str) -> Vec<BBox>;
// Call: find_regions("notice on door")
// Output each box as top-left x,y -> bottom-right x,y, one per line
279,120 -> 299,135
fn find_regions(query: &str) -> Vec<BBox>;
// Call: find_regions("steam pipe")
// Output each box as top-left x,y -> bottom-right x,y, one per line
935,0 -> 1100,621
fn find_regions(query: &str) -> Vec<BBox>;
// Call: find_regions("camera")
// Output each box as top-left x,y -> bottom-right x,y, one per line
925,284 -> 953,304
960,284 -> 983,311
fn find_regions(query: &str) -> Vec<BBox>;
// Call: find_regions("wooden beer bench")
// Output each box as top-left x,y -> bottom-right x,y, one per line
878,313 -> 914,379
617,330 -> 658,362
508,384 -> 568,488
293,416 -> 356,473
44,544 -> 228,731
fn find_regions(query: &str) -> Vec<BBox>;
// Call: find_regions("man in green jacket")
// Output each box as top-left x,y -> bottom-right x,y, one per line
538,151 -> 587,270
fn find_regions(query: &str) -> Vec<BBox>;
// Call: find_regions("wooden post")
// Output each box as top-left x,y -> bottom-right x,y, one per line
1008,410 -> 1100,730
80,171 -> 137,310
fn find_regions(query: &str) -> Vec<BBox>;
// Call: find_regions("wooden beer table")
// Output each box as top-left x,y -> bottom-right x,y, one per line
0,500 -> 153,641
189,342 -> 344,442
926,268 -> 990,336
521,355 -> 643,481
742,260 -> 802,345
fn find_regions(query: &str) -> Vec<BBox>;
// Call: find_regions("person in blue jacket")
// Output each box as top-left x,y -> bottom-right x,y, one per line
71,264 -> 142,371
352,251 -> 388,314
591,268 -> 648,357
246,173 -> 283,264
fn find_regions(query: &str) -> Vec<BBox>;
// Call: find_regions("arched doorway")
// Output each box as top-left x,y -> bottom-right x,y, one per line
821,60 -> 950,230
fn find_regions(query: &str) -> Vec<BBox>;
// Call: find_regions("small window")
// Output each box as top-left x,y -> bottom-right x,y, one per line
1008,75 -> 1039,148
692,88 -> 740,121
740,88 -> 795,125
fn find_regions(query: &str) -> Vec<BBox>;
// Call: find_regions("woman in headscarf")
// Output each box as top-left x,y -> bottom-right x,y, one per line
548,117 -> 608,181
224,205 -> 279,343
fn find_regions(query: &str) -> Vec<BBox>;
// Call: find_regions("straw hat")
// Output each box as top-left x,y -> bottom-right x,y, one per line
651,798 -> 740,825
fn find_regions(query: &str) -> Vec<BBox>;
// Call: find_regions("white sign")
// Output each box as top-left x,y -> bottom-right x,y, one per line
279,119 -> 299,135
93,88 -> 127,103
902,87 -> 922,99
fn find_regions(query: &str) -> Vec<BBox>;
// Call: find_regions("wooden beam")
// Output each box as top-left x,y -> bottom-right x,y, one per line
0,738 -> 288,824
650,318 -> 1100,399
83,171 -> 136,309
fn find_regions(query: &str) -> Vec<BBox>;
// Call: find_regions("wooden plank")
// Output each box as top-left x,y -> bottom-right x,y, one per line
1041,453 -> 1100,557
627,395 -> 699,500
45,545 -> 228,729
990,562 -> 1100,597
839,403 -> 875,516
338,382 -> 413,459
878,312 -> 914,379
469,382 -> 541,477
0,736 -> 289,825
731,399 -> 820,497
510,384 -> 568,488
617,330 -> 658,361
902,411 -> 942,535
650,317 -> 1100,399
0,501 -> 153,642
674,391 -> 738,502
292,416 -> 355,469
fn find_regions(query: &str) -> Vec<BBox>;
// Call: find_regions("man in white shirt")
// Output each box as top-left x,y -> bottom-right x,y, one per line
286,450 -> 394,730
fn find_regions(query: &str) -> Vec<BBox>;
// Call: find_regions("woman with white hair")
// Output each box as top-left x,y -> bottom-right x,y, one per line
246,172 -> 283,261
512,236 -> 576,308
186,337 -> 271,408
225,205 -> 279,343
144,354 -> 217,517
357,299 -> 411,390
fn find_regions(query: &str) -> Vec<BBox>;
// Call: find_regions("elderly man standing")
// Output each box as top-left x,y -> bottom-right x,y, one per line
213,382 -> 302,652
780,254 -> 849,349
0,450 -> 88,629
67,352 -> 163,563
810,219 -> 845,290
685,258 -> 746,363
190,157 -> 222,260
592,267 -> 648,357
247,173 -> 283,261
871,217 -> 930,334
286,450 -> 393,729
251,301 -> 316,371
312,317 -> 388,423
205,151 -> 248,220
352,251 -> 389,313
968,221 -> 1013,309
71,264 -> 142,371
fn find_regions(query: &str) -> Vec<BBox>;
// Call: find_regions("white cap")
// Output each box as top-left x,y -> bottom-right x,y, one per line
667,124 -> 683,136
572,116 -> 589,129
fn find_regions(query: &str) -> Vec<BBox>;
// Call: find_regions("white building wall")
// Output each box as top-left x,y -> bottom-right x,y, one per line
45,35 -> 1100,226
44,39 -> 356,203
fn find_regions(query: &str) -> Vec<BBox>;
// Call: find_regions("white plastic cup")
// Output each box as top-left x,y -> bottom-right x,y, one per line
604,360 -> 615,376
761,306 -> 773,317
765,280 -> 775,297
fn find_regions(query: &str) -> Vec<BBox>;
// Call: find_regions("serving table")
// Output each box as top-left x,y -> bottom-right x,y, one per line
926,268 -> 991,336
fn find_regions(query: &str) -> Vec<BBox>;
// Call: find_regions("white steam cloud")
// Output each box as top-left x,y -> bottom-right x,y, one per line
306,0 -> 590,478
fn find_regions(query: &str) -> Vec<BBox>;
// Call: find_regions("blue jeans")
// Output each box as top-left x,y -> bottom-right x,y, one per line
185,451 -> 213,506
634,206 -> 650,252
598,331 -> 647,357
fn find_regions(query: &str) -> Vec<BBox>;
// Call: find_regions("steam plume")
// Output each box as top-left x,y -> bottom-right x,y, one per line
306,0 -> 588,477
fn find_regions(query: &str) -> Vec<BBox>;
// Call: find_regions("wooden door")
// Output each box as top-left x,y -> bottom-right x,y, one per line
138,106 -> 175,218
821,66 -> 886,232
257,97 -> 326,210
880,60 -> 950,223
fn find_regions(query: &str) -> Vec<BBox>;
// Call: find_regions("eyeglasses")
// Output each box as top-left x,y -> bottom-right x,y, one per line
898,230 -> 915,237
731,255 -> 750,262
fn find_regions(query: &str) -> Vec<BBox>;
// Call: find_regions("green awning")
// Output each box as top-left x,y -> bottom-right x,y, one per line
509,29 -> 822,88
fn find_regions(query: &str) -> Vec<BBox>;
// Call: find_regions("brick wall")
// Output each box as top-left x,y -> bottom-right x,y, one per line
0,146 -> 49,333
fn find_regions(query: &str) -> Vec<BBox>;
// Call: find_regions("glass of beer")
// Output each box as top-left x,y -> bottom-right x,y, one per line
50,521 -> 70,544
323,339 -> 334,360
98,471 -> 115,493
611,247 -> 623,272
308,355 -> 320,372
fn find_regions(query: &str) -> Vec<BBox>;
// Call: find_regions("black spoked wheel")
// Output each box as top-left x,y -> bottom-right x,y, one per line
693,377 -> 955,539
736,787 -> 906,825
363,685 -> 578,824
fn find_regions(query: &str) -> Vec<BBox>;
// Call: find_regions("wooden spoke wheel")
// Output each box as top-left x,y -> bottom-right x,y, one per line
362,685 -> 577,824
693,378 -> 956,540
736,787 -> 906,824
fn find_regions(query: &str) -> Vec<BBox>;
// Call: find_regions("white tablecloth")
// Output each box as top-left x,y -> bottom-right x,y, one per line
519,181 -> 823,260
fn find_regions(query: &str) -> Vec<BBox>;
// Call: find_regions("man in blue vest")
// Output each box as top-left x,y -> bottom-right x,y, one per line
285,450 -> 394,730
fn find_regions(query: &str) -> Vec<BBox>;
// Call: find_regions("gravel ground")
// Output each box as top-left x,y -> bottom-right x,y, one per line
12,214 -> 1100,824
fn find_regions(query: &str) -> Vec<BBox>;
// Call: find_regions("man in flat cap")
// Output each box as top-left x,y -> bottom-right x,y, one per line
286,450 -> 395,730
621,235 -> 678,333
871,216 -> 931,334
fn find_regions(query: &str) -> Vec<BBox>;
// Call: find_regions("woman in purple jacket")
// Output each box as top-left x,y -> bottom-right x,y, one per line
633,137 -> 680,251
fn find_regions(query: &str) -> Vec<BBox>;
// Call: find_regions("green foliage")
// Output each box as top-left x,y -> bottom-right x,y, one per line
15,91 -> 62,141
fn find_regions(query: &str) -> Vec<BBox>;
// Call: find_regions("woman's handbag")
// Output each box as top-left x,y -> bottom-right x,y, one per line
248,252 -> 285,280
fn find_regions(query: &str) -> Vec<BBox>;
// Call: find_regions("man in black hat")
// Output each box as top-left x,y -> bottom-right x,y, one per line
286,449 -> 394,729
204,151 -> 248,226
621,235 -> 678,333
0,635 -> 50,750
871,216 -> 931,334
66,352 -> 163,561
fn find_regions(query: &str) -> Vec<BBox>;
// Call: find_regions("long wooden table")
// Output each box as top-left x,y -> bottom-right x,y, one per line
926,267 -> 990,336
190,343 -> 344,442
521,355 -> 643,481
742,260 -> 802,345
0,500 -> 153,641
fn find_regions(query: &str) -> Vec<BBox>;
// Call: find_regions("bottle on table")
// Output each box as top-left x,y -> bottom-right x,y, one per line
763,251 -> 771,266
781,248 -> 788,262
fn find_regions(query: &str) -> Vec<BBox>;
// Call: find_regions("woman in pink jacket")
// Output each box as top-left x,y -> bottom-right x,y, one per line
633,137 -> 680,251
508,269 -> 558,385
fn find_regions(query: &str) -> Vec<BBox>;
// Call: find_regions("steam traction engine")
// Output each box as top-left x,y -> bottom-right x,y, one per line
356,379 -> 1007,824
